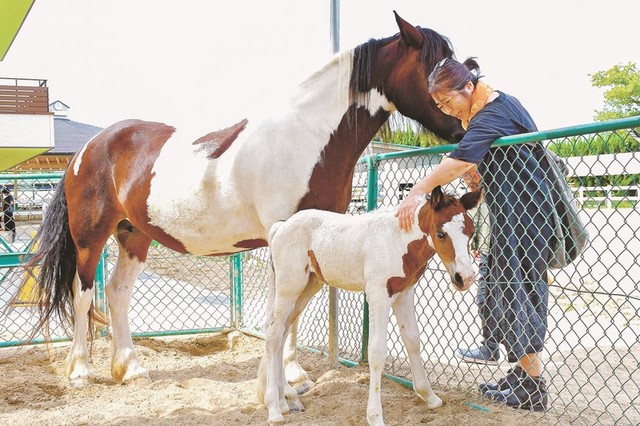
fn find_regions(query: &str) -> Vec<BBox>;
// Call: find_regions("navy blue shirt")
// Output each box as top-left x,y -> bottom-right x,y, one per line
448,91 -> 555,361
449,92 -> 536,164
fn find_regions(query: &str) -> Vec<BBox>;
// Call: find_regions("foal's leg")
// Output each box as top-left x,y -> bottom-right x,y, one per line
391,286 -> 442,408
365,284 -> 393,426
105,221 -> 153,384
284,319 -> 314,392
264,291 -> 300,424
284,274 -> 324,394
281,274 -> 324,410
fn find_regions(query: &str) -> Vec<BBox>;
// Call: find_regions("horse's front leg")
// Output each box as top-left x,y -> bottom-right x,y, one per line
66,272 -> 95,387
365,285 -> 392,426
391,286 -> 442,408
105,245 -> 150,385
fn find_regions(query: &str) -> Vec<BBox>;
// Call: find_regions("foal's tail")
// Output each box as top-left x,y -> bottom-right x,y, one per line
22,173 -> 79,335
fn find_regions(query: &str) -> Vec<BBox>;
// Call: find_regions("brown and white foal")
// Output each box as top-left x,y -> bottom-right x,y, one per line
257,186 -> 483,425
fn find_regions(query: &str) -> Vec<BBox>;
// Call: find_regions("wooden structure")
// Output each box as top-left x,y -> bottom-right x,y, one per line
0,78 -> 48,114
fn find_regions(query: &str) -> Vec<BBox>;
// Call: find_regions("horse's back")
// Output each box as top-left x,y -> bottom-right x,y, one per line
70,119 -> 175,178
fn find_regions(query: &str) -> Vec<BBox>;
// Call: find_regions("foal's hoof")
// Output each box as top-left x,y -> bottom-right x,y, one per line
294,379 -> 315,395
426,394 -> 443,409
287,398 -> 305,413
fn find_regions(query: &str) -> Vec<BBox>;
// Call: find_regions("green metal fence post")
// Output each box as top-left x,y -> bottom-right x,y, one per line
360,154 -> 379,365
94,246 -> 109,336
230,253 -> 243,329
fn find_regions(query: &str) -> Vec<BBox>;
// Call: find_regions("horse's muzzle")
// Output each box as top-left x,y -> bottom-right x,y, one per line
453,272 -> 475,291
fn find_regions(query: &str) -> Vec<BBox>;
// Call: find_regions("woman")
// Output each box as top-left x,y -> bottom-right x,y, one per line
396,57 -> 554,411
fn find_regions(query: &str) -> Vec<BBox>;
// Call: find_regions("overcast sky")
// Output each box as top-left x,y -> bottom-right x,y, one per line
2,0 -> 639,134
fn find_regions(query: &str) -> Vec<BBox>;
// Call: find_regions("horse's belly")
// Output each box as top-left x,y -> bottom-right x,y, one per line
145,140 -> 266,254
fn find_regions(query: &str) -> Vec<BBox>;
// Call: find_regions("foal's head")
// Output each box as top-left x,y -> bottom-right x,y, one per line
418,186 -> 484,291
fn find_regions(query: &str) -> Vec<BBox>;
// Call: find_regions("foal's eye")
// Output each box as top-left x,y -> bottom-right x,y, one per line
436,231 -> 446,240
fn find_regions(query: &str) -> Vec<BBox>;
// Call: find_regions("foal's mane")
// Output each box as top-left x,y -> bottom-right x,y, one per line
349,27 -> 454,103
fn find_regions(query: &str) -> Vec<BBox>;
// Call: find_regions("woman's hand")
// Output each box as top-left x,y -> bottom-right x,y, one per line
395,193 -> 423,231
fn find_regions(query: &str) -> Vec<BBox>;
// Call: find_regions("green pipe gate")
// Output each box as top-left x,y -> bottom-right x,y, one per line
1,116 -> 639,425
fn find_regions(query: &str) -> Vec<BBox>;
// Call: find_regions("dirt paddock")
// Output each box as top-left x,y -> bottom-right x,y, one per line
0,331 -> 547,425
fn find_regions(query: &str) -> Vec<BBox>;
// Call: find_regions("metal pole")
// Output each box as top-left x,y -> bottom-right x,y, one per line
360,155 -> 379,364
330,0 -> 340,55
327,0 -> 340,370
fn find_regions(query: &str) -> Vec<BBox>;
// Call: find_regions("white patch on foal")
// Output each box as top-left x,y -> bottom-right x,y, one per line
441,212 -> 475,278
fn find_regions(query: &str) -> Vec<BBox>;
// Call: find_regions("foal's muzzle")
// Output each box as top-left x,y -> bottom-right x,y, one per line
453,271 -> 475,291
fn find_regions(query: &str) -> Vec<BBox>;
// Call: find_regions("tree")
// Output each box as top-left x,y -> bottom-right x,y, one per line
590,62 -> 640,121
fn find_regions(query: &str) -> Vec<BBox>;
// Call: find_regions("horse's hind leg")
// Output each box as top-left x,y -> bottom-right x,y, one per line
284,274 -> 323,396
66,271 -> 97,387
105,220 -> 153,385
284,318 -> 314,393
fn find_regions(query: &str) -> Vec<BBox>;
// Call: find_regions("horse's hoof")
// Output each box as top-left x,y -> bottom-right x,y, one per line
69,376 -> 93,388
122,367 -> 151,386
426,395 -> 443,409
287,398 -> 305,413
294,379 -> 315,395
267,414 -> 285,425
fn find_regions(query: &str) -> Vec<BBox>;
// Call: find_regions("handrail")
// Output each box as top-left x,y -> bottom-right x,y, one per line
0,172 -> 64,180
0,77 -> 47,87
359,115 -> 640,163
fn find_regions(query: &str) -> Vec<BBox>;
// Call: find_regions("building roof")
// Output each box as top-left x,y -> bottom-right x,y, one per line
50,117 -> 103,154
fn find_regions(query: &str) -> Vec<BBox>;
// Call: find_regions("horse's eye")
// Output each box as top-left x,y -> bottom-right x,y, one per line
436,231 -> 446,239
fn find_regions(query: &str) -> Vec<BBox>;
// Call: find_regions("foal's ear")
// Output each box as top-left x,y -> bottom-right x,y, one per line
460,187 -> 485,211
394,11 -> 423,49
429,185 -> 445,210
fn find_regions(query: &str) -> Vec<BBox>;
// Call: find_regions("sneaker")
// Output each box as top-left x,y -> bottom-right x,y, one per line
483,374 -> 548,412
478,366 -> 527,393
456,343 -> 500,365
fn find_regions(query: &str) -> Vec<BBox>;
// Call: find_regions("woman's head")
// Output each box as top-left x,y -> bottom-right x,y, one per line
428,58 -> 482,122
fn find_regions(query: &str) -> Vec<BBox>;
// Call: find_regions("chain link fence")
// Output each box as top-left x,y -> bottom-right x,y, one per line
1,117 -> 639,425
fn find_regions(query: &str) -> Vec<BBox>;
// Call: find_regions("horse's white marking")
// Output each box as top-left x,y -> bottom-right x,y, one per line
72,135 -> 97,176
105,251 -> 150,384
66,274 -> 95,385
359,88 -> 394,115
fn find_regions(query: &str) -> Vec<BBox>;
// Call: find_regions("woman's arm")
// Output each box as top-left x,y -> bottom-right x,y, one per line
395,157 -> 475,230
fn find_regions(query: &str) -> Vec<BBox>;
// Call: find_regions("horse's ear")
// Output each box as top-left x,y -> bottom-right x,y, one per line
429,185 -> 445,210
460,187 -> 485,211
393,11 -> 423,49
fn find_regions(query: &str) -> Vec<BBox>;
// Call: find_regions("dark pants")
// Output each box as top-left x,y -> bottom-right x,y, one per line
4,213 -> 15,237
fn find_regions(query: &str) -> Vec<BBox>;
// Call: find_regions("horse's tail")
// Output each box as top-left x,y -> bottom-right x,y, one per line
22,173 -> 79,335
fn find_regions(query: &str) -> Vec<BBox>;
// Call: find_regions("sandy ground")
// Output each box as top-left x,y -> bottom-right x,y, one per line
0,331 -> 546,426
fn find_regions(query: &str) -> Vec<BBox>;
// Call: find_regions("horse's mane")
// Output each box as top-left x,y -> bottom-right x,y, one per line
349,27 -> 454,103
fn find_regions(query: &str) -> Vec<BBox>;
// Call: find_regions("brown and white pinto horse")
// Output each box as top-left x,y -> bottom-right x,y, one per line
258,186 -> 482,425
26,12 -> 463,387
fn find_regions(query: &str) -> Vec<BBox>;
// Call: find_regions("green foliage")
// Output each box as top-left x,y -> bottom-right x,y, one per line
376,112 -> 448,147
547,130 -> 640,188
590,62 -> 640,121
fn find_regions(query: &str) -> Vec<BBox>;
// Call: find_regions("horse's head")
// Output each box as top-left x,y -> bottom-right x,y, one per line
350,12 -> 465,144
418,186 -> 484,291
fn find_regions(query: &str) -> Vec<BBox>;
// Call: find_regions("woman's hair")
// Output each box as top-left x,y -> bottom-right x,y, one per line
427,57 -> 482,94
